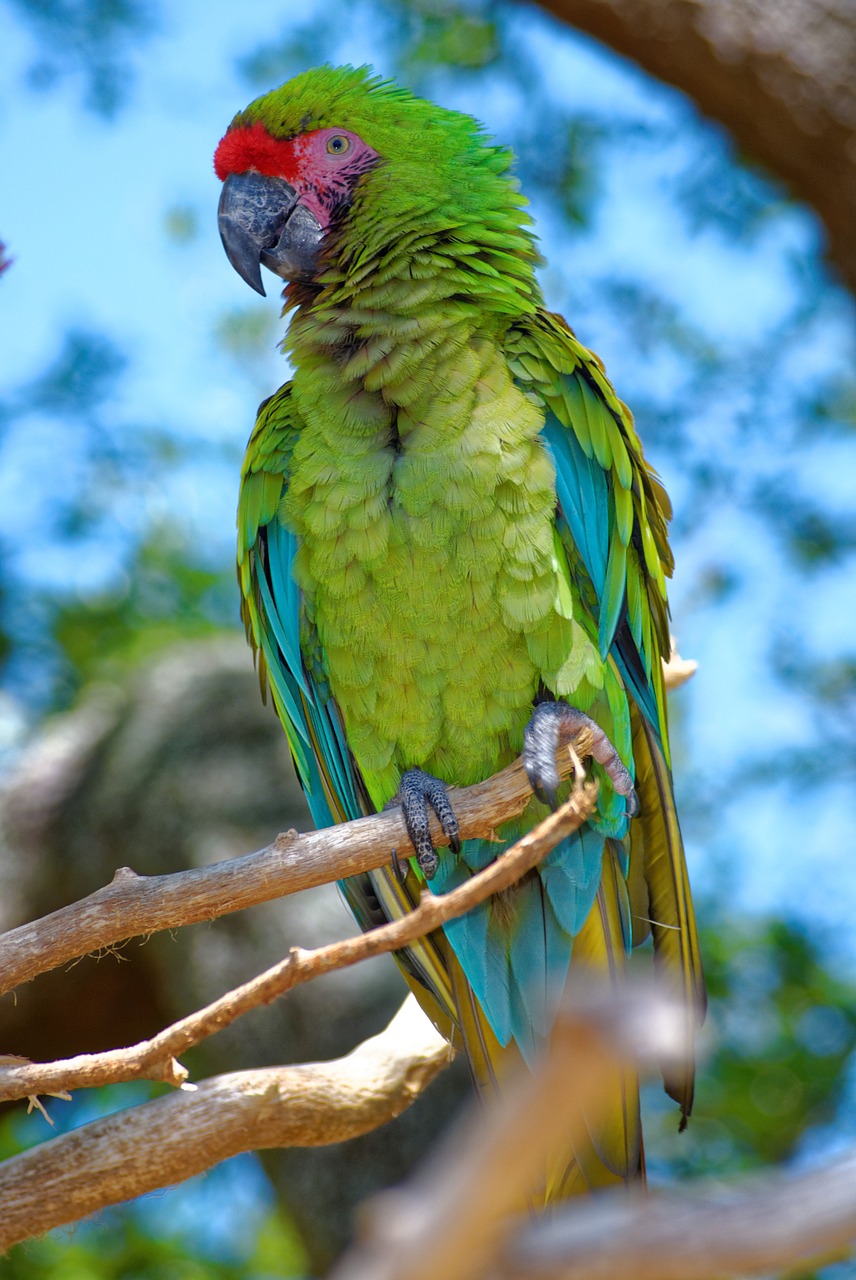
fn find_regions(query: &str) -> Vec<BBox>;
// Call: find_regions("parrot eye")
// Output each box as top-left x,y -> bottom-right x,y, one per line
326,135 -> 350,155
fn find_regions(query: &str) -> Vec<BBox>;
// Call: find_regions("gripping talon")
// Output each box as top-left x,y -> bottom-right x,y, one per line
390,848 -> 408,883
523,700 -> 637,816
396,767 -> 460,881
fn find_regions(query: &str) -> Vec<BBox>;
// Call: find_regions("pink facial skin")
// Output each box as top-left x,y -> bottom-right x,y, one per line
214,124 -> 379,229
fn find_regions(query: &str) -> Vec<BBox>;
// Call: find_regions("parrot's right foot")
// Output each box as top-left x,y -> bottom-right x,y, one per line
395,768 -> 461,880
523,699 -> 639,816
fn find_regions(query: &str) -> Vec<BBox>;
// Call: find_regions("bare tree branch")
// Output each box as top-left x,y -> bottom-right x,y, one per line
0,996 -> 450,1253
0,780 -> 597,1104
0,745 -> 590,999
663,641 -> 697,692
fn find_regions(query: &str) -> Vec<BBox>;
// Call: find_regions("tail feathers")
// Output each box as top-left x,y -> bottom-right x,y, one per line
450,841 -> 643,1201
547,840 -> 642,1195
346,832 -> 645,1200
630,707 -> 705,1123
434,828 -> 608,1066
448,948 -> 509,1095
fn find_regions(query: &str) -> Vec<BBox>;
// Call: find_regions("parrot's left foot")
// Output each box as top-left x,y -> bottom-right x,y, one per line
523,700 -> 639,816
395,768 -> 462,880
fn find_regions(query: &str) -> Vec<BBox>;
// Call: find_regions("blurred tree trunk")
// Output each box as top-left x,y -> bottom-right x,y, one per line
542,0 -> 856,294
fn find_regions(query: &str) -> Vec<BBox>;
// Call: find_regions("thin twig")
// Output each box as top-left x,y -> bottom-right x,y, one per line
0,780 -> 597,1104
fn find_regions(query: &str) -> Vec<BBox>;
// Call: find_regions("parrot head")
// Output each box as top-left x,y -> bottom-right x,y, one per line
215,116 -> 380,293
215,64 -> 533,296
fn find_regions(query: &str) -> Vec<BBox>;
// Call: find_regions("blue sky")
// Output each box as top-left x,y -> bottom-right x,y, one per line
2,0 -> 856,945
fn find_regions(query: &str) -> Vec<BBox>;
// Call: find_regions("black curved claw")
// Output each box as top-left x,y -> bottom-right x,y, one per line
390,847 -> 409,884
396,768 -> 461,880
523,700 -> 639,818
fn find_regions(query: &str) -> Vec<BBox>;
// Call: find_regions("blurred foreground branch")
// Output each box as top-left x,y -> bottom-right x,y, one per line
0,996 -> 448,1253
0,779 -> 596,1103
499,1150 -> 856,1279
334,988 -> 856,1280
334,985 -> 684,1280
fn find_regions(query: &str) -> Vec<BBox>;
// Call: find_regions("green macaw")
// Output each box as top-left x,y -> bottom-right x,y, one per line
215,64 -> 705,1195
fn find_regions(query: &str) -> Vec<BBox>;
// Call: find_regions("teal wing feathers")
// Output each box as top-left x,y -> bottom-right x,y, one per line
505,311 -> 705,1120
238,385 -> 347,828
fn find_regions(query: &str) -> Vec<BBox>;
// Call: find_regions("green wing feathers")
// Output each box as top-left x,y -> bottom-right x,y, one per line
505,309 -> 705,1119
631,707 -> 706,1123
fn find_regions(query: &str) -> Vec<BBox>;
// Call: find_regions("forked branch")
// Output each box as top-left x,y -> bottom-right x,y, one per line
0,780 -> 597,1104
0,996 -> 449,1253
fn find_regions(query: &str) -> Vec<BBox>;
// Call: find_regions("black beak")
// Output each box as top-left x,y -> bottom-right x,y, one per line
218,171 -> 324,295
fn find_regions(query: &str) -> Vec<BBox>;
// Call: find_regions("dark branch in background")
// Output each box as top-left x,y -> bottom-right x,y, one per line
543,0 -> 856,292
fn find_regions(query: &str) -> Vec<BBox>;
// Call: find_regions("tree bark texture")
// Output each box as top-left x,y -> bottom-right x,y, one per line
0,997 -> 450,1253
541,0 -> 856,293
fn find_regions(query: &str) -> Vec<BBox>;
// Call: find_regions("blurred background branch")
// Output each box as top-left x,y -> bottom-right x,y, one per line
543,0 -> 856,292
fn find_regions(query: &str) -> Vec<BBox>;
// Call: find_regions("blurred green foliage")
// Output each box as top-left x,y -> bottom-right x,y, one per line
3,0 -> 156,116
653,918 -> 856,1177
0,324 -> 232,708
2,1192 -> 308,1280
52,529 -> 234,687
4,1216 -> 295,1280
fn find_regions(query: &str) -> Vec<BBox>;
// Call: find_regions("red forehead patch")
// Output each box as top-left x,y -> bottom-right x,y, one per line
214,122 -> 302,183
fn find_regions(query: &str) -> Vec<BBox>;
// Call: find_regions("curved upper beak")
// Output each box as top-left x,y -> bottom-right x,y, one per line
218,171 -> 323,295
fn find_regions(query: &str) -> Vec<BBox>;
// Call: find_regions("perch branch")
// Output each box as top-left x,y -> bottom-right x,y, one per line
0,996 -> 449,1253
0,780 -> 596,1104
0,742 -> 589,998
0,650 -> 693,999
